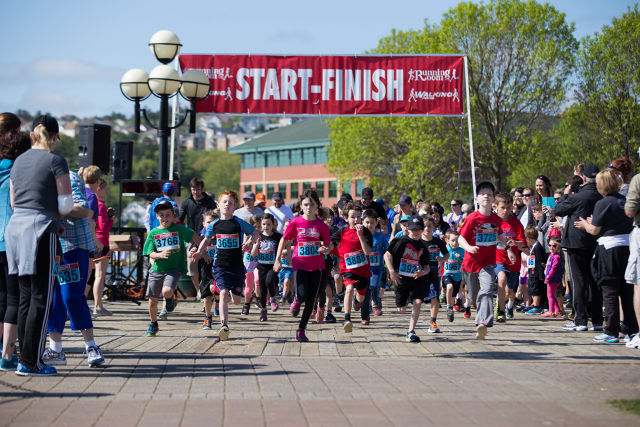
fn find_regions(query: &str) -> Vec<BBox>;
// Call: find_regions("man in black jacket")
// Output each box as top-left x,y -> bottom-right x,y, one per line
555,164 -> 603,331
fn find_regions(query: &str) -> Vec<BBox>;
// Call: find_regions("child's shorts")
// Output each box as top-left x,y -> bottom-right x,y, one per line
278,267 -> 293,283
495,264 -> 520,291
395,278 -> 426,307
147,270 -> 181,298
442,275 -> 462,295
528,276 -> 544,297
342,272 -> 369,296
421,272 -> 441,302
212,267 -> 245,296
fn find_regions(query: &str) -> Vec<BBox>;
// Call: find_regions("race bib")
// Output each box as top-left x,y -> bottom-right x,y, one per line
244,251 -> 257,263
476,229 -> 497,246
52,256 -> 60,277
281,256 -> 291,268
528,255 -> 535,269
57,263 -> 80,285
368,252 -> 380,267
444,260 -> 461,274
428,247 -> 440,262
398,258 -> 420,277
154,231 -> 180,252
206,245 -> 216,259
344,250 -> 368,269
216,233 -> 240,249
258,249 -> 276,264
298,241 -> 320,257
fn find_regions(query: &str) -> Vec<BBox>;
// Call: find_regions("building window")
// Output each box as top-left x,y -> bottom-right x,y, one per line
316,147 -> 329,164
356,179 -> 366,195
303,148 -> 315,164
244,184 -> 253,193
279,150 -> 290,167
328,181 -> 337,198
267,183 -> 274,199
267,151 -> 278,167
243,153 -> 255,169
255,184 -> 263,194
316,181 -> 325,197
291,182 -> 299,199
255,153 -> 265,168
303,181 -> 312,192
342,181 -> 351,196
291,149 -> 302,166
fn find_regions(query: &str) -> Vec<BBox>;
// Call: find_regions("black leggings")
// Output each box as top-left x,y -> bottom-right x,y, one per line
296,269 -> 322,330
257,264 -> 278,309
0,251 -> 19,325
17,232 -> 58,370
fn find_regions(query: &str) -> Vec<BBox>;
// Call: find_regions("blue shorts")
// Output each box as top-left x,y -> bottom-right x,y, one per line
496,263 -> 520,291
422,272 -> 441,302
212,267 -> 245,296
278,267 -> 293,283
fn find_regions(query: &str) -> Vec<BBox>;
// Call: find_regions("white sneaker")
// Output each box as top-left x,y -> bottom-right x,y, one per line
42,348 -> 67,366
86,346 -> 105,367
626,334 -> 640,349
218,325 -> 230,341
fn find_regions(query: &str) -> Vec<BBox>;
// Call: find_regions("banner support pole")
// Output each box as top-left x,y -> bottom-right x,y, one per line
463,55 -> 477,205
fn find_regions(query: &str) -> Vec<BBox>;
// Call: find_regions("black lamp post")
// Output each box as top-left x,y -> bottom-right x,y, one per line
120,30 -> 210,180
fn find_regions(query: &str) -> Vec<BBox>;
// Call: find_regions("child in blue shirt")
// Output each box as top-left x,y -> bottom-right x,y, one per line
442,229 -> 466,322
362,209 -> 388,317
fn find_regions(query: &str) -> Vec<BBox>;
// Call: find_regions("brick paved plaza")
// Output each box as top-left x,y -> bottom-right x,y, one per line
1,295 -> 639,426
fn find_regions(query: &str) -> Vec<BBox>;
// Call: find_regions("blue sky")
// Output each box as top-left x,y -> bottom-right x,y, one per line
1,0 -> 636,118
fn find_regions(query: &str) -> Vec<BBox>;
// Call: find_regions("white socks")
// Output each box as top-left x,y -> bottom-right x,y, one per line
50,340 -> 62,353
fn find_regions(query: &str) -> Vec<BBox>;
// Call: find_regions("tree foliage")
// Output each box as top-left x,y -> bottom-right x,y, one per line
180,150 -> 240,198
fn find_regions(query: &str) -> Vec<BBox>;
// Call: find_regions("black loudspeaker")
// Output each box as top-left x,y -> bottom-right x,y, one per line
112,141 -> 133,182
78,124 -> 111,173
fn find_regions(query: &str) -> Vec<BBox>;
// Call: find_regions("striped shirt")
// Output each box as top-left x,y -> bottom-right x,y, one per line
60,172 -> 97,253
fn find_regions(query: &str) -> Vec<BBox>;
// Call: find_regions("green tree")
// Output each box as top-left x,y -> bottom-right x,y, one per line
180,150 -> 240,198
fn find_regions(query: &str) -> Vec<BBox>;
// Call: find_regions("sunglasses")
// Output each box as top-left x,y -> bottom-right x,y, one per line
523,193 -> 533,197
548,244 -> 559,248
451,203 -> 458,206
608,163 -> 621,171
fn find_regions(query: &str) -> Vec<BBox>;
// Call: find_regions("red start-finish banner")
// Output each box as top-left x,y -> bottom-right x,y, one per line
179,54 -> 464,116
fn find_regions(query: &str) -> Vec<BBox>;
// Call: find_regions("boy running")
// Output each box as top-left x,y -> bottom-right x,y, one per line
442,229 -> 465,322
362,209 -> 388,317
420,216 -> 448,333
199,209 -> 219,329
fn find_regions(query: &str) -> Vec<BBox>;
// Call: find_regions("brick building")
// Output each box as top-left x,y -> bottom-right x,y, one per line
228,118 -> 365,206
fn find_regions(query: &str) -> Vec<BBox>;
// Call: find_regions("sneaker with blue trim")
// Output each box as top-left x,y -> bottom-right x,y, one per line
590,325 -> 603,332
575,324 -> 588,331
0,356 -> 18,371
525,307 -> 543,315
158,309 -> 168,320
16,362 -> 56,377
165,296 -> 176,313
593,333 -> 619,343
86,346 -> 105,367
42,348 -> 67,366
145,322 -> 159,337
406,330 -> 421,343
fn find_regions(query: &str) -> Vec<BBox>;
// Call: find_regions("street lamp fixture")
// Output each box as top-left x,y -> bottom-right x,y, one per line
120,30 -> 210,180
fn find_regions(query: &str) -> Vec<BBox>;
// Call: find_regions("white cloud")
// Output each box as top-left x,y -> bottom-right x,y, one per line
18,87 -> 95,116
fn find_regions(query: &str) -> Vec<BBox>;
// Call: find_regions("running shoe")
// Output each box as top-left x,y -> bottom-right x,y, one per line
464,307 -> 471,318
0,356 -> 18,371
290,300 -> 301,317
42,348 -> 67,366
296,329 -> 309,342
354,300 -> 361,311
218,324 -> 230,341
575,325 -> 588,332
590,325 -> 603,332
525,307 -> 542,315
165,296 -> 176,313
593,333 -> 619,343
496,310 -> 506,323
626,334 -> 640,349
202,316 -> 212,329
316,307 -> 325,324
343,320 -> 353,333
476,323 -> 487,340
158,309 -> 168,320
361,319 -> 370,326
447,306 -> 454,323
506,306 -> 514,319
260,309 -> 268,322
439,291 -> 446,304
86,346 -> 105,367
562,321 -> 576,330
241,303 -> 250,316
93,307 -> 113,317
406,330 -> 421,343
428,321 -> 441,333
145,322 -> 159,337
453,303 -> 462,312
15,363 -> 56,377
214,302 -> 220,316
373,307 -> 383,317
270,299 -> 279,312
325,311 -> 337,323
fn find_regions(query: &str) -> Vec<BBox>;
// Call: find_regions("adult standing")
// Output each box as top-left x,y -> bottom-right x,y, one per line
0,113 -> 30,370
624,166 -> 640,349
575,169 -> 637,343
179,178 -> 217,295
445,199 -> 464,230
5,115 -> 73,376
145,182 -> 178,232
555,164 -> 603,332
233,191 -> 264,223
519,187 -> 535,229
390,195 -> 415,239
265,191 -> 294,233
608,157 -> 633,196
360,187 -> 387,228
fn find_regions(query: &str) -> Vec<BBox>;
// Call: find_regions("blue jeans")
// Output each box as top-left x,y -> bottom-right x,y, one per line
360,270 -> 383,319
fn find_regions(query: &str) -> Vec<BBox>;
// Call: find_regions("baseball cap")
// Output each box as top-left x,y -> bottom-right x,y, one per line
272,191 -> 283,201
374,198 -> 384,205
31,114 -> 59,134
153,201 -> 174,213
399,195 -> 412,205
256,192 -> 266,203
407,216 -> 425,230
337,198 -> 348,209
361,187 -> 373,200
242,191 -> 256,200
399,214 -> 411,222
584,164 -> 599,179
162,182 -> 175,195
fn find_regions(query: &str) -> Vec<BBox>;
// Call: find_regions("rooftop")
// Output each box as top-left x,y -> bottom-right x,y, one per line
228,117 -> 330,154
